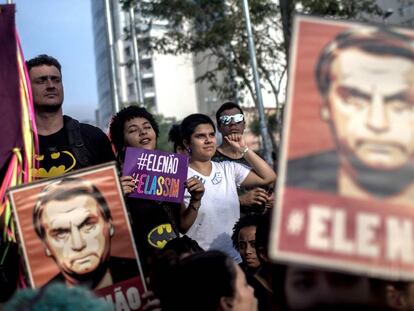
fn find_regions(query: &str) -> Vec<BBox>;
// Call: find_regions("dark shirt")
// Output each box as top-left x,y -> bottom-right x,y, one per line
34,116 -> 115,179
126,197 -> 180,274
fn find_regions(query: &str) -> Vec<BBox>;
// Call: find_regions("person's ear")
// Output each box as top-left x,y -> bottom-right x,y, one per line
219,296 -> 233,311
183,139 -> 192,154
320,106 -> 330,121
386,285 -> 406,310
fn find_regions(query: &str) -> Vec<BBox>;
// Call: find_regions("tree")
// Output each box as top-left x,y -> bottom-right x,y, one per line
121,0 -> 286,108
119,0 -> 383,161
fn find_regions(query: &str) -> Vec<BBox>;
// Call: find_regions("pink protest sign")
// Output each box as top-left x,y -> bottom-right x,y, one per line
123,147 -> 189,203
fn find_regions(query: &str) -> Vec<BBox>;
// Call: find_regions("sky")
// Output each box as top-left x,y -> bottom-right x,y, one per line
14,0 -> 98,122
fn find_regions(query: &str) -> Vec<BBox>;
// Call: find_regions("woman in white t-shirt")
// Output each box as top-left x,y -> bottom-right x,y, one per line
179,114 -> 276,262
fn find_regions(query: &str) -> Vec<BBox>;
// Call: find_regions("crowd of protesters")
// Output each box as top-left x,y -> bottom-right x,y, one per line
2,46 -> 414,311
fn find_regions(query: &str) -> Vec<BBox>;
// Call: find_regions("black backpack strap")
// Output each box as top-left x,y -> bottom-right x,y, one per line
63,115 -> 92,168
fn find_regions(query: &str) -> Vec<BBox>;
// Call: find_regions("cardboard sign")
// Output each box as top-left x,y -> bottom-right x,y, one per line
8,163 -> 147,309
123,147 -> 189,203
269,16 -> 414,280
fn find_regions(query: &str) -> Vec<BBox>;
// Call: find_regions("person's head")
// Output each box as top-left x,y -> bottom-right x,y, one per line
163,235 -> 204,258
180,114 -> 217,161
26,54 -> 64,111
4,283 -> 112,311
316,27 -> 414,173
33,178 -> 113,285
152,250 -> 256,311
216,102 -> 245,138
282,267 -> 386,310
232,215 -> 261,271
387,281 -> 414,311
168,123 -> 188,155
109,105 -> 159,161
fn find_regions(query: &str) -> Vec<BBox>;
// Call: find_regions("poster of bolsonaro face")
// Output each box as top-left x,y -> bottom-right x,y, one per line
9,162 -> 147,310
270,15 -> 414,280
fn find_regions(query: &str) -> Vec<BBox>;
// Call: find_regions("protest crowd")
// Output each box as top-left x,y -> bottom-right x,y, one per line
1,11 -> 414,311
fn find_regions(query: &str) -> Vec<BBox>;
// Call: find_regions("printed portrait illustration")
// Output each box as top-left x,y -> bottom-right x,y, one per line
284,19 -> 414,206
9,164 -> 143,290
270,16 -> 414,280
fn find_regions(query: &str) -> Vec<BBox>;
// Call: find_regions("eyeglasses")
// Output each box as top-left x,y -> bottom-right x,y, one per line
219,114 -> 244,125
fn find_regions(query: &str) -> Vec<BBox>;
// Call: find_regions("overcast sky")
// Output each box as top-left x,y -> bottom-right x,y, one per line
15,0 -> 98,123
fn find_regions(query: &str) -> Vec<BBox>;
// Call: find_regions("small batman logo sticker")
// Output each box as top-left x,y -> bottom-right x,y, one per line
147,223 -> 177,249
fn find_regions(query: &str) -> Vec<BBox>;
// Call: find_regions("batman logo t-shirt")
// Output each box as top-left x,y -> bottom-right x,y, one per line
32,128 -> 78,179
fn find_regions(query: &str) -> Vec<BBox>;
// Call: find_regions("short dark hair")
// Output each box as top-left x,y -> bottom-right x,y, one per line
109,105 -> 159,160
33,178 -> 111,240
164,235 -> 204,255
152,250 -> 236,311
231,214 -> 261,250
316,27 -> 414,97
26,54 -> 62,74
215,101 -> 244,125
168,123 -> 185,153
180,113 -> 216,144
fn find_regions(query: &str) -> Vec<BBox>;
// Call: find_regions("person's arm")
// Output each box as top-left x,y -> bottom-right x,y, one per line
179,177 -> 204,234
224,133 -> 276,187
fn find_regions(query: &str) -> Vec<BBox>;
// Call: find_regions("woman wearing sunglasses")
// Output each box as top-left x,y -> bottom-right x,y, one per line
180,113 -> 276,262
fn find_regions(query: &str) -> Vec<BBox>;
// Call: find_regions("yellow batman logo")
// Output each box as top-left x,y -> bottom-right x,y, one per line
147,223 -> 177,249
32,150 -> 77,178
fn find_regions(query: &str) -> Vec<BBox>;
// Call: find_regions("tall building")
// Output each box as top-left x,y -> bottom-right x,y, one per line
91,0 -> 202,130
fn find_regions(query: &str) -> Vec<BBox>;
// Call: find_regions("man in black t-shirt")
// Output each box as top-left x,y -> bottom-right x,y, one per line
0,55 -> 116,302
26,54 -> 115,179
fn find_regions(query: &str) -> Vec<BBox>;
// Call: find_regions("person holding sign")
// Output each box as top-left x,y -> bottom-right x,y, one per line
288,27 -> 414,205
180,114 -> 276,262
109,106 -> 204,272
33,177 -> 140,289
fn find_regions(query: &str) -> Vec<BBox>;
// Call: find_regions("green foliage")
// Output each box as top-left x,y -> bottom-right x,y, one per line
294,0 -> 383,18
250,112 -> 277,137
120,0 -> 383,108
121,0 -> 285,105
154,114 -> 176,152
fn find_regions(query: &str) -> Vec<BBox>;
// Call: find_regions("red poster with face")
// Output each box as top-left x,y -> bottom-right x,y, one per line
269,16 -> 414,280
9,162 -> 146,310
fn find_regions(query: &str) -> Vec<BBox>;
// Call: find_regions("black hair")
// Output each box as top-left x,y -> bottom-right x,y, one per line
215,101 -> 244,125
26,54 -> 62,74
231,214 -> 261,250
316,27 -> 414,97
180,113 -> 216,144
168,123 -> 185,153
164,235 -> 204,255
151,250 -> 236,311
255,211 -> 271,252
33,177 -> 111,240
109,105 -> 159,161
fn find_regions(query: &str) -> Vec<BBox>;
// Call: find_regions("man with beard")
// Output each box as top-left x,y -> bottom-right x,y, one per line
287,27 -> 414,205
33,178 -> 139,289
26,55 -> 114,179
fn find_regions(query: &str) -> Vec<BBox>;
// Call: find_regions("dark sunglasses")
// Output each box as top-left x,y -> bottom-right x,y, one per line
219,113 -> 244,125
